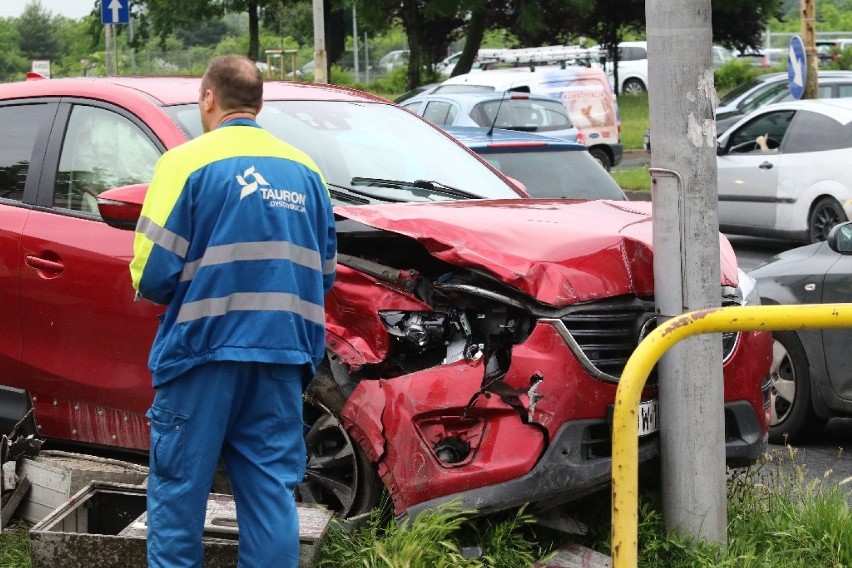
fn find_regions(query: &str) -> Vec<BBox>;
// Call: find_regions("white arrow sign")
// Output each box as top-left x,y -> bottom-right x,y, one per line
789,44 -> 803,87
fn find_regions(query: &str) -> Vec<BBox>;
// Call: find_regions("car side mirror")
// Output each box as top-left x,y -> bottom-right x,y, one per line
97,183 -> 148,230
827,221 -> 852,254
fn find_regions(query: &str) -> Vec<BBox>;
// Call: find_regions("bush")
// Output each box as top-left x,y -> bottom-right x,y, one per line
714,59 -> 761,93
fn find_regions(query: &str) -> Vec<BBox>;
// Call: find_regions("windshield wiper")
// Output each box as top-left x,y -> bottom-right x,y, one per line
351,177 -> 482,200
327,183 -> 408,203
327,186 -> 370,205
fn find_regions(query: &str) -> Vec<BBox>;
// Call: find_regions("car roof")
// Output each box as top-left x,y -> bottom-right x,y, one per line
407,91 -> 564,105
440,65 -> 609,87
442,126 -> 585,150
744,97 -> 852,124
0,76 -> 388,106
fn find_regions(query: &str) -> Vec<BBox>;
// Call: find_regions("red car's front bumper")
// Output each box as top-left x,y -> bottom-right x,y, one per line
341,320 -> 772,517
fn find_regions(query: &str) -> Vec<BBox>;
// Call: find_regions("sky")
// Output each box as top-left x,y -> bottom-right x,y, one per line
0,0 -> 98,19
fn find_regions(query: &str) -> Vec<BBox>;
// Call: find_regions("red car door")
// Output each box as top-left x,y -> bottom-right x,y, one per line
19,101 -> 164,450
0,101 -> 58,406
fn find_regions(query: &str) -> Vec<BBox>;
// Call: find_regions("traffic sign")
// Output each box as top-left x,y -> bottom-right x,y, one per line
788,35 -> 806,100
101,0 -> 129,25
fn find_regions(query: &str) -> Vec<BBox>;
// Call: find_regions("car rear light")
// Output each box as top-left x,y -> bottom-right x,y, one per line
508,94 -> 529,100
577,131 -> 586,145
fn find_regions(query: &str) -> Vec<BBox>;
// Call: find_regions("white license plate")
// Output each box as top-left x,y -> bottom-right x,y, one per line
638,399 -> 659,436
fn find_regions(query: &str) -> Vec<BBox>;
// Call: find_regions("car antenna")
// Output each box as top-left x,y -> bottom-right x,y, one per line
486,90 -> 510,138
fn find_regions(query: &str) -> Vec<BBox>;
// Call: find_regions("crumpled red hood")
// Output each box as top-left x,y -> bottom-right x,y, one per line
335,199 -> 738,307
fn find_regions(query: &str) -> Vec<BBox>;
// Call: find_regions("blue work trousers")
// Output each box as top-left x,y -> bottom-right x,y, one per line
146,361 -> 306,568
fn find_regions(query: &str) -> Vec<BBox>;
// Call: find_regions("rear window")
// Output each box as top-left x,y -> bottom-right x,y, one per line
481,149 -> 625,200
469,99 -> 572,132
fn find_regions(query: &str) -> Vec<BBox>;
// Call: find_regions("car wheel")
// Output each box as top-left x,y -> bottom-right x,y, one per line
808,197 -> 847,243
768,331 -> 826,444
622,78 -> 647,95
300,365 -> 382,517
589,147 -> 613,170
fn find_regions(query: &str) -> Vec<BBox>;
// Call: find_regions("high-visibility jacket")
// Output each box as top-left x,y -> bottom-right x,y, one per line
130,118 -> 336,386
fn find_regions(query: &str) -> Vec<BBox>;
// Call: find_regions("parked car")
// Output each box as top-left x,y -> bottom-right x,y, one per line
735,48 -> 787,68
436,66 -> 624,170
599,42 -> 734,96
442,126 -> 626,199
749,221 -> 852,442
608,41 -> 649,95
715,71 -> 852,133
376,49 -> 409,73
400,91 -> 579,143
644,71 -> 852,152
0,76 -> 771,521
716,98 -> 852,243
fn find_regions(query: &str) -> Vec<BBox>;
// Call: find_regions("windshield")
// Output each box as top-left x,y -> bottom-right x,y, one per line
478,149 -> 625,200
165,99 -> 521,203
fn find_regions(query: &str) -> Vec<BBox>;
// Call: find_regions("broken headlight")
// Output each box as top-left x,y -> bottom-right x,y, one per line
379,311 -> 455,351
721,269 -> 759,362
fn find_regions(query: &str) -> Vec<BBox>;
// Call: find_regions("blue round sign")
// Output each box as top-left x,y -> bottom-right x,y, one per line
788,35 -> 806,100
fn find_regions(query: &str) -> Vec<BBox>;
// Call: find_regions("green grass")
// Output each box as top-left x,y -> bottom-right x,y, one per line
618,93 -> 650,150
0,522 -> 30,568
2,448 -> 849,567
611,166 -> 651,191
316,501 -> 550,568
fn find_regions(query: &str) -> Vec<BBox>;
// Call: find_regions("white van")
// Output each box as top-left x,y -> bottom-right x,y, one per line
435,66 -> 623,169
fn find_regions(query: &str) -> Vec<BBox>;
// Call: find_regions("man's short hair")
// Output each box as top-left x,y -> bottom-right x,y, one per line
202,55 -> 263,113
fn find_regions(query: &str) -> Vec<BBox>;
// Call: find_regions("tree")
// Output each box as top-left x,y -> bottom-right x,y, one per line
712,0 -> 784,53
139,0 -> 281,60
16,0 -> 65,62
0,19 -> 27,80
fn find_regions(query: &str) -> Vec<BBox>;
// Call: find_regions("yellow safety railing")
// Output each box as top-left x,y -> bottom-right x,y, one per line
611,303 -> 852,568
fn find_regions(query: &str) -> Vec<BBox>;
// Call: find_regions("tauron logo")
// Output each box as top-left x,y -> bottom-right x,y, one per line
236,166 -> 269,200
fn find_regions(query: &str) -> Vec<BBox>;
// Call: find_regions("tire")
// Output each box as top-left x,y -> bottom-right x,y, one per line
768,331 -> 826,444
589,147 -> 612,171
808,197 -> 847,243
300,365 -> 383,517
622,78 -> 647,95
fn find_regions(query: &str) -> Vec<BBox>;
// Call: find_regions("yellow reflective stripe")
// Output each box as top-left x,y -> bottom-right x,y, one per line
176,292 -> 326,325
179,241 -> 323,282
324,254 -> 337,275
137,216 -> 190,258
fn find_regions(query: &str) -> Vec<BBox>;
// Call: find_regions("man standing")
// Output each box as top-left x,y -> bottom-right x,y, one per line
131,54 -> 336,567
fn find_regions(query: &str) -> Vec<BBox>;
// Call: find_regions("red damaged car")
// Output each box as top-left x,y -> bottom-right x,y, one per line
0,77 -> 771,519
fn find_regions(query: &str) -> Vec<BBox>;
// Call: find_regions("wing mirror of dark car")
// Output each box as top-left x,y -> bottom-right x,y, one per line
97,183 -> 148,230
827,221 -> 852,254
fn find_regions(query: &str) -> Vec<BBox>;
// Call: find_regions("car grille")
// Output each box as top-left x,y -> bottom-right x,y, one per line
556,298 -> 739,382
558,299 -> 655,380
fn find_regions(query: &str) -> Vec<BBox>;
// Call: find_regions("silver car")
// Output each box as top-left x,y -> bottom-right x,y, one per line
400,91 -> 579,143
716,98 -> 852,243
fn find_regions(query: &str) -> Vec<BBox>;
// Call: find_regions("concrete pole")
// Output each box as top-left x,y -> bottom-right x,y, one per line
802,0 -> 818,99
312,0 -> 328,84
646,0 -> 727,544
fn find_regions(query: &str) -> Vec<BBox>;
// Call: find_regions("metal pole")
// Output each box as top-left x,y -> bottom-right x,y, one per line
612,303 -> 852,568
105,23 -> 113,76
364,32 -> 370,83
646,0 -> 727,544
312,0 -> 328,84
352,4 -> 359,79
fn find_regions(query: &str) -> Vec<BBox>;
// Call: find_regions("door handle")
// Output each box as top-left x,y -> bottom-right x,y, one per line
759,161 -> 773,170
26,255 -> 65,277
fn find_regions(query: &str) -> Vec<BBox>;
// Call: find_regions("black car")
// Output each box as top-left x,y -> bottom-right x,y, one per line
750,221 -> 852,442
